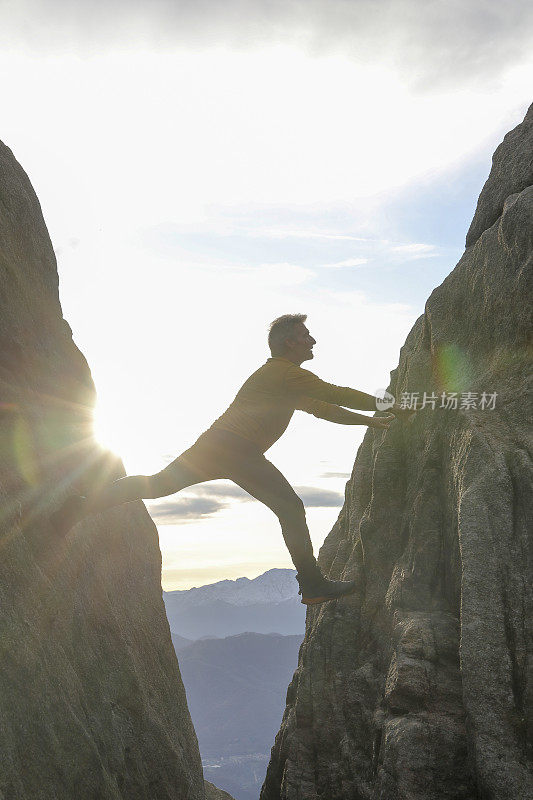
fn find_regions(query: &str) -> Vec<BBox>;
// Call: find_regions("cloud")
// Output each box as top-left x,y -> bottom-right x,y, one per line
189,483 -> 251,501
243,228 -> 371,242
321,471 -> 351,479
147,481 -> 253,522
294,486 -> 344,507
146,479 -> 343,522
321,258 -> 369,269
147,495 -> 226,522
3,1 -> 533,90
141,221 -> 447,276
389,243 -> 438,259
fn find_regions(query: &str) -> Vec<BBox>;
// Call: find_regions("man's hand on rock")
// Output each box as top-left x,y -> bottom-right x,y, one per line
390,403 -> 417,421
369,414 -> 395,430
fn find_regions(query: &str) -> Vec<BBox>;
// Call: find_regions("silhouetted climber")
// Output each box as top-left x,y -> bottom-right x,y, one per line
51,314 -> 412,604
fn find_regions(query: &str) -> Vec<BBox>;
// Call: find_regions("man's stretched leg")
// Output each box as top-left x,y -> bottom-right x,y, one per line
222,451 -> 315,572
84,461 -> 202,513
223,452 -> 356,604
50,459 -> 205,534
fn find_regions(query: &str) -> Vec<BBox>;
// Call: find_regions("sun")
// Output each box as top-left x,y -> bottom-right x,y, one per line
92,400 -> 124,458
91,390 -> 179,476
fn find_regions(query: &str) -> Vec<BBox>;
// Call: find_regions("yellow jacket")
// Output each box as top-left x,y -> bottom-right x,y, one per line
208,356 -> 373,452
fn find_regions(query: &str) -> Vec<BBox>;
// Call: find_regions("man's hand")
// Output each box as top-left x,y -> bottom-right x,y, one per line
369,413 -> 395,430
390,403 -> 417,421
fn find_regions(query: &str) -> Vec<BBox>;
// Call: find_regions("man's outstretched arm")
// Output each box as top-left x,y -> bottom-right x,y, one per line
287,365 -> 380,411
296,397 -> 392,429
287,364 -> 411,418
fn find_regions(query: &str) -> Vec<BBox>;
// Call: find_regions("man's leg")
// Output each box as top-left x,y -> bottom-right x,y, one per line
84,460 -> 203,513
224,454 -> 316,574
51,458 -> 206,533
225,452 -> 357,604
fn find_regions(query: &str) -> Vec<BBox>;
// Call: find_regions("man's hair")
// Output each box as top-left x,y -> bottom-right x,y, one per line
268,313 -> 307,355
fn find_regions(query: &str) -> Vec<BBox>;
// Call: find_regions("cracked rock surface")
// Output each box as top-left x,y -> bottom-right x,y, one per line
261,104 -> 533,800
0,141 -> 204,799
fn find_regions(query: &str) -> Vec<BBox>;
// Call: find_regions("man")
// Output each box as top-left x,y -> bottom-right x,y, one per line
52,314 -> 410,605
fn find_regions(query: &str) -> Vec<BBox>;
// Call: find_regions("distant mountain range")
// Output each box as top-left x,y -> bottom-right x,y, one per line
163,568 -> 305,639
163,568 -> 306,800
178,632 -> 303,800
170,632 -> 193,652
166,567 -> 299,607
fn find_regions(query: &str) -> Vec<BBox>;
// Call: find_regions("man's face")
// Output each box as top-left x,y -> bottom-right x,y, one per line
286,322 -> 316,363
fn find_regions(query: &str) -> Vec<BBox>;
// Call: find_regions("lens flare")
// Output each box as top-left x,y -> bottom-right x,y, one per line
434,344 -> 472,393
13,414 -> 40,486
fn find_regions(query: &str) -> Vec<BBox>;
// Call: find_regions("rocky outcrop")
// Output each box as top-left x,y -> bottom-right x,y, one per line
0,142 -> 204,798
204,781 -> 236,800
261,104 -> 533,800
466,105 -> 533,247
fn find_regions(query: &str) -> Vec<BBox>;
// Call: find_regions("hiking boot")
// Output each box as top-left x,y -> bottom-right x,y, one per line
49,494 -> 87,536
296,563 -> 357,605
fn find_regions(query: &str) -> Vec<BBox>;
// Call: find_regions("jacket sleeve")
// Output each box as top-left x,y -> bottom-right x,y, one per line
286,364 -> 377,411
295,396 -> 371,424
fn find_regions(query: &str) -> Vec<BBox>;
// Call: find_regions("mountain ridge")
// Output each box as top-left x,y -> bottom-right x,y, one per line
165,568 -> 298,607
164,568 -> 305,639
179,631 -> 303,800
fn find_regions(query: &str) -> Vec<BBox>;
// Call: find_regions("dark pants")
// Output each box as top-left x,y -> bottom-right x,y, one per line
84,429 -> 315,572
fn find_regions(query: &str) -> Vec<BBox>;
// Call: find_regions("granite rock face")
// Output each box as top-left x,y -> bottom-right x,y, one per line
261,104 -> 533,800
204,781 -> 236,800
0,141 -> 205,798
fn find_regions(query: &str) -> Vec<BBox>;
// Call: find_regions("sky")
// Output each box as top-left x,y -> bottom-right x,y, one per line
2,1 -> 531,589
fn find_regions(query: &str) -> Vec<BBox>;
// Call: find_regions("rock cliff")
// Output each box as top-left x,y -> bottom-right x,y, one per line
204,781 -> 236,800
261,104 -> 533,800
0,142 -> 205,798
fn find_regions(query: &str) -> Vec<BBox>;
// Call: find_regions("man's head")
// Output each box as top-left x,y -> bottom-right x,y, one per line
268,314 -> 316,364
